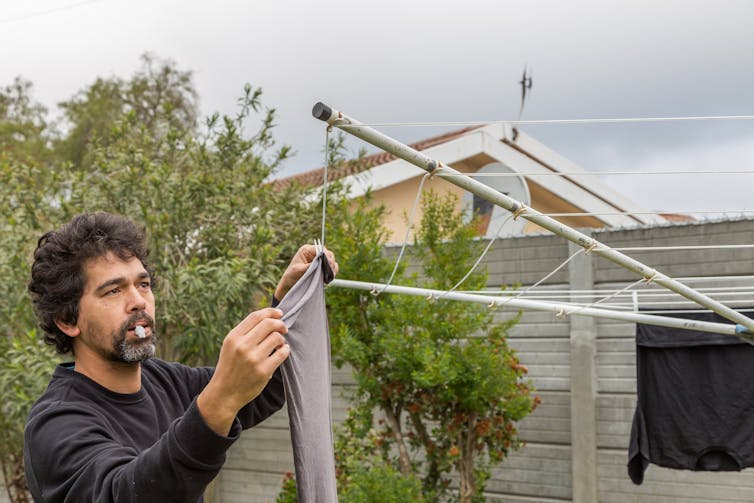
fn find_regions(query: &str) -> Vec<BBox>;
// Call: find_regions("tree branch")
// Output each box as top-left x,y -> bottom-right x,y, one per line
383,403 -> 412,476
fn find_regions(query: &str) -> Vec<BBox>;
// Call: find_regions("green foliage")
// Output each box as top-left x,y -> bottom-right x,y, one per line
276,406 -> 425,503
0,330 -> 57,502
56,87 -> 310,363
1,55 -> 321,500
325,190 -> 538,502
335,406 -> 425,503
274,472 -> 297,503
56,53 -> 198,171
5,57 -> 316,365
341,464 -> 424,503
0,77 -> 52,165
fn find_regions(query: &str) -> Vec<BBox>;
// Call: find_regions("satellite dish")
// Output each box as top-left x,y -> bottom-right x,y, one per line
463,162 -> 531,238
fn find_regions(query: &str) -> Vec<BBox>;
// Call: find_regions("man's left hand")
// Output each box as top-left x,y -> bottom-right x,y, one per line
274,244 -> 338,301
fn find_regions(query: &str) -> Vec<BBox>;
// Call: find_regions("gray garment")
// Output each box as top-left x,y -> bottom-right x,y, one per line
279,253 -> 338,502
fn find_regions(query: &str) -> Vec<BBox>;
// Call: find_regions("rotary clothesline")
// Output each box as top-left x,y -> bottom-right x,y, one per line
329,279 -> 748,337
449,170 -> 754,176
330,114 -> 754,128
473,289 -> 754,303
457,278 -> 754,315
340,168 -> 753,312
463,290 -> 754,313
313,102 -> 754,340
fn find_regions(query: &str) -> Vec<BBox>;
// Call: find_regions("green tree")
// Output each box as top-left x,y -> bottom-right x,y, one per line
326,190 -> 539,502
0,331 -> 58,503
275,405 -> 425,503
56,79 -> 313,364
0,79 -> 61,340
0,77 -> 53,166
56,53 -> 198,171
0,87 -> 67,499
0,56 -> 321,501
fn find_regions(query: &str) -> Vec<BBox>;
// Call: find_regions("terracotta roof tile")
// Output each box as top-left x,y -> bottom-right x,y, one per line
274,125 -> 483,190
658,212 -> 696,222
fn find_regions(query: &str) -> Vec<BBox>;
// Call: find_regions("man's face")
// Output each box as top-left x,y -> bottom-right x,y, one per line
74,252 -> 157,363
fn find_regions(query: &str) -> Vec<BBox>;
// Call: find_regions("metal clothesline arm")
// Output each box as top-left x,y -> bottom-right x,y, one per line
312,102 -> 754,337
329,279 -> 753,340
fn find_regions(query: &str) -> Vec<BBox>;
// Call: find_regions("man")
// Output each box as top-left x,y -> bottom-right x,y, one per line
23,212 -> 337,502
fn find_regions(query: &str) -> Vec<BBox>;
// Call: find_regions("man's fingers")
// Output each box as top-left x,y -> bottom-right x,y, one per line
298,244 -> 317,262
324,248 -> 339,276
243,318 -> 287,348
289,262 -> 310,277
256,333 -> 290,373
230,308 -> 283,338
256,330 -> 287,355
270,342 -> 291,366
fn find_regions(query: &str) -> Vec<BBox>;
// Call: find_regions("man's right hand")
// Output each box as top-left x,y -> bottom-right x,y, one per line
196,308 -> 289,436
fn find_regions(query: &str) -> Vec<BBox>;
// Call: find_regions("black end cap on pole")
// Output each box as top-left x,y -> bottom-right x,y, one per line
312,102 -> 333,122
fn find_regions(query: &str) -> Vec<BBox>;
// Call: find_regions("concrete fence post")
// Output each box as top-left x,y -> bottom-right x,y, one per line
568,236 -> 599,502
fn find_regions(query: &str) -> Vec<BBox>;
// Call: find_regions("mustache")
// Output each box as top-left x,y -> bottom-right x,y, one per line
120,312 -> 155,335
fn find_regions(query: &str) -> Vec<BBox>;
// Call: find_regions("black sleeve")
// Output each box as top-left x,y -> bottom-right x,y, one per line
157,360 -> 285,430
24,361 -> 285,503
166,358 -> 285,430
236,367 -> 285,429
24,399 -> 240,503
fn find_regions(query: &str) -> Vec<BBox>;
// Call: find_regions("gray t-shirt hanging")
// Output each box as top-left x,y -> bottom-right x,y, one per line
278,252 -> 338,502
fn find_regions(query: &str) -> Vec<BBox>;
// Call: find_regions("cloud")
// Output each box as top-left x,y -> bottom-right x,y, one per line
598,133 -> 754,217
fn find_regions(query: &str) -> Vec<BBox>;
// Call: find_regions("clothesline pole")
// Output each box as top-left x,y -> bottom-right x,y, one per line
312,102 -> 754,336
329,279 -> 752,339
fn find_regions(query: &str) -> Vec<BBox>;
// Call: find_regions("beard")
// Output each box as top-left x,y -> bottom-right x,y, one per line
109,312 -> 157,363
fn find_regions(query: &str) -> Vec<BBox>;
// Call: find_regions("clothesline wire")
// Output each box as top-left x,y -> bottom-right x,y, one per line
370,168 -> 584,301
362,167 -> 753,317
477,295 -> 753,305
318,106 -> 754,335
320,128 -> 330,248
485,248 -> 588,310
449,170 -> 754,177
626,308 -> 754,315
370,208 -> 752,323
458,276 -> 754,288
0,0 -> 103,24
614,244 -> 754,251
345,114 -> 754,128
374,172 -> 433,295
561,278 -> 649,318
375,170 -> 587,301
439,212 -> 515,298
466,243 -> 754,251
369,167 -> 753,301
672,275 -> 754,282
330,278 -> 753,337
374,203 -> 752,323
537,211 -> 754,216
522,300 -> 754,312
464,288 -> 754,297
459,262 -> 754,309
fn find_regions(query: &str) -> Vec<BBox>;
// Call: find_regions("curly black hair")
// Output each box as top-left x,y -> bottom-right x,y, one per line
28,212 -> 153,354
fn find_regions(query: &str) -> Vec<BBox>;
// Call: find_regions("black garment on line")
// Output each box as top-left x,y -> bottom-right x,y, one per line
628,309 -> 754,485
278,252 -> 338,502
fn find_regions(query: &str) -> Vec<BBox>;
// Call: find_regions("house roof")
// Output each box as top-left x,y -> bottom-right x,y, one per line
274,125 -> 483,190
276,122 -> 691,227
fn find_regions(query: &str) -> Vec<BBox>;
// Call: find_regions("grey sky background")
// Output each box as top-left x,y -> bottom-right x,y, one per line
3,0 -> 754,218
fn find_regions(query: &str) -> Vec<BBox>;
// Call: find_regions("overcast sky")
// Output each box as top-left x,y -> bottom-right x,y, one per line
2,0 -> 754,218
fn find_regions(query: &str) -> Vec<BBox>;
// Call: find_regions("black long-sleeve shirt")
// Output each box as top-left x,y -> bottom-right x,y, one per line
24,358 -> 285,502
